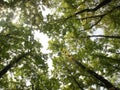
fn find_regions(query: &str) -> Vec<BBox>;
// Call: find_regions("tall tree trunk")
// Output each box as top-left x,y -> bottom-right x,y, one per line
0,52 -> 30,78
74,60 -> 120,90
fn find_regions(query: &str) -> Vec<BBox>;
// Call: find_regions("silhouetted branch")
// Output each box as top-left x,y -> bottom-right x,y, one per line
76,5 -> 120,21
88,35 -> 120,39
84,16 -> 104,30
66,0 -> 112,20
79,35 -> 120,39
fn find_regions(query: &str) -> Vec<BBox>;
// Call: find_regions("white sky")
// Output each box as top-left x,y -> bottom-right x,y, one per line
34,31 -> 54,70
89,28 -> 104,40
34,31 -> 50,53
33,6 -> 55,74
26,28 -> 53,86
93,28 -> 104,35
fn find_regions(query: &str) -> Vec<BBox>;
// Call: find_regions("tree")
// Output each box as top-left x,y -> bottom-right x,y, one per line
0,0 -> 120,90
46,0 -> 120,90
0,0 -> 60,89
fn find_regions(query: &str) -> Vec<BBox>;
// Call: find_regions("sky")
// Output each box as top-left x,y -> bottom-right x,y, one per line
34,31 -> 54,71
33,7 -> 54,73
89,28 -> 104,40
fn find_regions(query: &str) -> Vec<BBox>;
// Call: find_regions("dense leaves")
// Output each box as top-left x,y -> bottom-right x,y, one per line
46,0 -> 120,90
0,0 -> 59,89
0,0 -> 120,90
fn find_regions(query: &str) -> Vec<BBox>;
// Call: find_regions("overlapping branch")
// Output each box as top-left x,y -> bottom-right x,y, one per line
62,0 -> 120,31
66,0 -> 112,20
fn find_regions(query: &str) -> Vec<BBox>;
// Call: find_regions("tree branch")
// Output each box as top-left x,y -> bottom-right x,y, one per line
88,35 -> 120,39
84,16 -> 104,30
93,0 -> 112,11
79,35 -> 120,39
76,5 -> 120,21
66,0 -> 112,20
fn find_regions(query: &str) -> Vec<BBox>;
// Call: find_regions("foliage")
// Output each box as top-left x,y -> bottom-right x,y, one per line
0,0 -> 120,90
0,0 -> 60,89
46,0 -> 120,90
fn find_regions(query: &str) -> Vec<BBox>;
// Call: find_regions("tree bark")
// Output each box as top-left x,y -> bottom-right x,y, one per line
0,52 -> 30,78
74,60 -> 120,90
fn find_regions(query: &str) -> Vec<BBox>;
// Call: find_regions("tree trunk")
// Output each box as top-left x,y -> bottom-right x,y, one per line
0,52 -> 30,78
74,60 -> 120,90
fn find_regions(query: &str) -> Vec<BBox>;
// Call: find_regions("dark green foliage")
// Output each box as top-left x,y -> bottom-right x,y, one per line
0,0 -> 120,90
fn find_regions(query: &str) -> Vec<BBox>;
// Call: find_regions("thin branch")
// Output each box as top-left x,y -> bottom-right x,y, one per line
87,35 -> 120,39
80,5 -> 120,30
55,5 -> 120,31
77,5 -> 120,21
77,35 -> 120,39
84,16 -> 103,30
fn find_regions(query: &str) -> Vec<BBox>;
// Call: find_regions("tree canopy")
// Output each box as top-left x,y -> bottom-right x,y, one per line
0,0 -> 120,90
